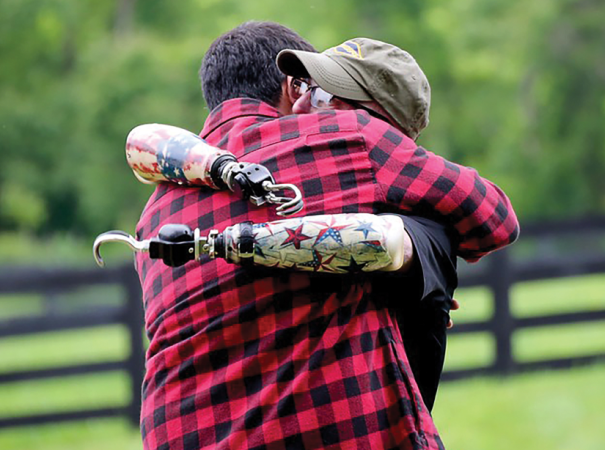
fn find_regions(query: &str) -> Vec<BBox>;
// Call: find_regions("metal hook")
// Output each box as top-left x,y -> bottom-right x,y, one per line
262,181 -> 304,216
93,230 -> 150,267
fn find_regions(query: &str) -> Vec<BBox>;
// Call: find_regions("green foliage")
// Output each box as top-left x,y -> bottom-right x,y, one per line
0,183 -> 47,231
1,0 -> 604,240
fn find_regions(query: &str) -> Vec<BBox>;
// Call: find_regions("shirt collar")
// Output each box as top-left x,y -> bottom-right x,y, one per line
200,98 -> 281,138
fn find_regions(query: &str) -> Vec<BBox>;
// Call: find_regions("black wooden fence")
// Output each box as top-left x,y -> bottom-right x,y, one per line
0,216 -> 604,428
443,215 -> 605,381
0,264 -> 145,428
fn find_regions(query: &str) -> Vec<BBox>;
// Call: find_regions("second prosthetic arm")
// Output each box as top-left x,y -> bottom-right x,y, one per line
94,213 -> 410,273
126,124 -> 303,216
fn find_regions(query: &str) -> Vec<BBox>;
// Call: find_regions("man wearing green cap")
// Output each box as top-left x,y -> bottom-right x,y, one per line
277,38 -> 430,141
276,38 -> 463,411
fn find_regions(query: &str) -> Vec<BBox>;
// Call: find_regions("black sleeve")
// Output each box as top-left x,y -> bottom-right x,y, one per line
375,215 -> 458,412
400,215 -> 458,312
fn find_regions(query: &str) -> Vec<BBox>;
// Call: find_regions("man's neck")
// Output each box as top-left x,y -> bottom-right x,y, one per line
200,98 -> 281,139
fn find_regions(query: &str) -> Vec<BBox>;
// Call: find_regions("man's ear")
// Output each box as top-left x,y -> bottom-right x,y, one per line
276,78 -> 296,116
284,76 -> 300,106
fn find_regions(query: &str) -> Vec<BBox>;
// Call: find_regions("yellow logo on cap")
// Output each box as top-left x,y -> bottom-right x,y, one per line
330,41 -> 363,59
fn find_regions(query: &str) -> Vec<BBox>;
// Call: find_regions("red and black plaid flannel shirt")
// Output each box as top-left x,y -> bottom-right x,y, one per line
135,99 -> 518,449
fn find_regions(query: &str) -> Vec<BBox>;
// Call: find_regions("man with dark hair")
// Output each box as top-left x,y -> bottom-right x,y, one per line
135,21 -> 518,449
200,21 -> 316,112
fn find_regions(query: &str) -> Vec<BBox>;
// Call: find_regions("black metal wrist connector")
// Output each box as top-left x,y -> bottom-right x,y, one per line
93,221 -> 261,268
229,163 -> 275,205
148,224 -> 196,267
211,158 -> 303,217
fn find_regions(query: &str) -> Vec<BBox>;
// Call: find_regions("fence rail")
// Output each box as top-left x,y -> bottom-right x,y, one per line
0,264 -> 144,429
442,215 -> 605,381
1,216 -> 604,428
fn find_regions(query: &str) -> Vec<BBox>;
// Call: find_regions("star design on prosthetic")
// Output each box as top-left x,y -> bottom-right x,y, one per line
281,224 -> 313,249
355,220 -> 377,239
158,141 -> 188,182
338,256 -> 368,273
159,159 -> 186,182
313,217 -> 348,245
298,250 -> 337,272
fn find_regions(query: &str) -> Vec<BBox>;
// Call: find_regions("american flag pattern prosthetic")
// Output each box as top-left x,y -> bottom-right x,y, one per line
126,123 -> 233,189
135,98 -> 519,450
224,213 -> 400,272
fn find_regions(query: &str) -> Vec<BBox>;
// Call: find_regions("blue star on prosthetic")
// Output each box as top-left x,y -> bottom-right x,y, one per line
355,220 -> 377,239
299,250 -> 337,272
338,256 -> 368,273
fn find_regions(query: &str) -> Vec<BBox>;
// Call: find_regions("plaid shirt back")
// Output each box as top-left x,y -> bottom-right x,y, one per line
135,99 -> 518,449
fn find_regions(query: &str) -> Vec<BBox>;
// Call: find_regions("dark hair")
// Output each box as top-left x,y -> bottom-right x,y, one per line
200,21 -> 316,110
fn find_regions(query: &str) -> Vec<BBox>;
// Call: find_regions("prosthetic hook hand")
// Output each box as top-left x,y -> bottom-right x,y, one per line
126,124 -> 303,216
94,213 -> 406,274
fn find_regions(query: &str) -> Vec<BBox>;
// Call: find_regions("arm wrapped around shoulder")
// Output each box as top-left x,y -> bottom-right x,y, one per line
93,213 -> 411,271
221,213 -> 407,273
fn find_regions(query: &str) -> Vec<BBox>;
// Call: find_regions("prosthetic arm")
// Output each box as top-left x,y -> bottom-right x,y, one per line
94,213 -> 408,273
126,124 -> 303,216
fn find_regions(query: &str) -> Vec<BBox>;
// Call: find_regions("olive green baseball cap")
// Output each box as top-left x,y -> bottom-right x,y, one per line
276,38 -> 431,140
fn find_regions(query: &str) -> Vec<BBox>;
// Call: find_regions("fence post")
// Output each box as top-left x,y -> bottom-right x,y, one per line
122,264 -> 145,428
488,249 -> 515,374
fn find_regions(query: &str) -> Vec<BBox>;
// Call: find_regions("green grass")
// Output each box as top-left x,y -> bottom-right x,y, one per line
0,373 -> 130,418
0,418 -> 142,450
433,364 -> 605,450
0,273 -> 603,449
0,326 -> 129,374
0,365 -> 602,450
448,285 -> 494,323
443,332 -> 495,370
512,273 -> 605,317
515,321 -> 605,362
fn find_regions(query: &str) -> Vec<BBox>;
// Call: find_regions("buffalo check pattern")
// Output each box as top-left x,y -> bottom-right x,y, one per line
135,99 -> 519,449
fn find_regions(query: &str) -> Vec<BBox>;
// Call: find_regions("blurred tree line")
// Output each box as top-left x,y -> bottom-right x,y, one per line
1,0 -> 604,244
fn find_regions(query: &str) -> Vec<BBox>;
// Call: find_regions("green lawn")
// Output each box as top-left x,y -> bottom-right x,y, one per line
0,418 -> 142,450
0,365 -> 602,450
0,273 -> 603,449
433,364 -> 605,450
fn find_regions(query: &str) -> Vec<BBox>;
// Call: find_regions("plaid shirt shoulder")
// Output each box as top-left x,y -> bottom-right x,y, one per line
135,99 -> 446,450
354,113 -> 519,262
201,99 -> 519,262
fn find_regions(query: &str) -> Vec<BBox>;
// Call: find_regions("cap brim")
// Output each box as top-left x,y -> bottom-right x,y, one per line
277,50 -> 372,102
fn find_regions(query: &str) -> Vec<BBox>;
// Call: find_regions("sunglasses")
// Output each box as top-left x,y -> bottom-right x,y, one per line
291,79 -> 335,108
290,78 -> 391,123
